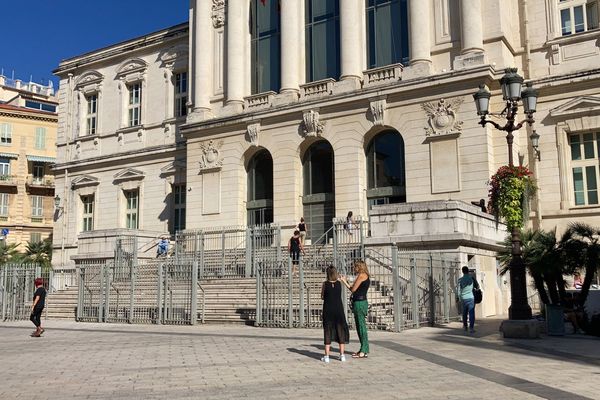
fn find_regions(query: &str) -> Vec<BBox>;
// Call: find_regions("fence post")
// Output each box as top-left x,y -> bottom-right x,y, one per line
288,256 -> 293,329
359,219 -> 365,259
1,268 -> 6,321
442,259 -> 449,323
157,262 -> 163,325
333,219 -> 338,271
276,225 -> 282,264
76,267 -> 83,321
199,232 -> 205,280
411,256 -> 419,328
221,231 -> 226,277
11,268 -> 17,321
191,259 -> 198,325
129,260 -> 135,324
255,257 -> 261,326
245,227 -> 252,277
392,245 -> 402,332
429,254 -> 435,327
299,254 -> 305,328
98,264 -> 105,323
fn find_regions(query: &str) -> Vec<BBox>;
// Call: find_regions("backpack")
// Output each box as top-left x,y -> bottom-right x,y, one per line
473,279 -> 483,304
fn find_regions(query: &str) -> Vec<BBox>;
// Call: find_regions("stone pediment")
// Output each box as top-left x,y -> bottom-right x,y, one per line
550,96 -> 600,118
75,71 -> 103,88
160,160 -> 186,175
116,58 -> 148,78
71,175 -> 100,189
113,168 -> 145,182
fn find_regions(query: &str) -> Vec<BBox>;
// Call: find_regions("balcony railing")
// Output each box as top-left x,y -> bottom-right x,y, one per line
26,175 -> 55,188
363,63 -> 403,87
300,78 -> 335,99
0,175 -> 17,186
244,91 -> 276,110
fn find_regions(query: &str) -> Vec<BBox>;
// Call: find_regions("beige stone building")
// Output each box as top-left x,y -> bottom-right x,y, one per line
0,76 -> 57,250
52,0 -> 600,314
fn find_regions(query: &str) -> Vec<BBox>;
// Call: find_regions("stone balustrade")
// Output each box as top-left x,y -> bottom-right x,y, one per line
363,63 -> 403,87
300,78 -> 335,99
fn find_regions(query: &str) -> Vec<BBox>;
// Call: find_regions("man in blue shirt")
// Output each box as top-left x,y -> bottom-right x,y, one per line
457,266 -> 480,334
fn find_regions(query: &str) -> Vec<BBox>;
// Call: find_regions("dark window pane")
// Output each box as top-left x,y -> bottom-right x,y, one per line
586,165 -> 598,204
367,131 -> 405,188
366,0 -> 408,68
570,134 -> 581,160
251,0 -> 281,93
573,167 -> 585,205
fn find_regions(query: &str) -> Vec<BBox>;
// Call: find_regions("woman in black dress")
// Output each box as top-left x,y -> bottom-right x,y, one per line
288,230 -> 303,275
30,277 -> 46,337
321,266 -> 349,363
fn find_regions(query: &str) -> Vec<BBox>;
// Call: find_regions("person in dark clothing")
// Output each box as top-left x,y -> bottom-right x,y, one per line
288,230 -> 303,275
340,259 -> 370,358
321,266 -> 349,363
297,217 -> 307,246
30,277 -> 46,337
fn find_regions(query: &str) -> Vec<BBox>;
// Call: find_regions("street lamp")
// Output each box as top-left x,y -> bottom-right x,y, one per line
473,68 -> 539,321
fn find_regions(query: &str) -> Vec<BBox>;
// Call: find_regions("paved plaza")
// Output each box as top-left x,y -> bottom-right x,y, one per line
0,318 -> 598,400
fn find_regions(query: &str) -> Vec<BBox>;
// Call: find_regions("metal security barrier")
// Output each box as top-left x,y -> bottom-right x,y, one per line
1,264 -> 40,321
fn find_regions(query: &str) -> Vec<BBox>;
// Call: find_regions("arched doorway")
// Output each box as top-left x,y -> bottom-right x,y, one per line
303,141 -> 335,242
366,130 -> 406,208
247,149 -> 273,226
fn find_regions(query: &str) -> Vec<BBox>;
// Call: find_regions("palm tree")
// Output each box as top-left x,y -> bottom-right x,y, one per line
561,222 -> 600,307
0,242 -> 21,266
23,238 -> 52,271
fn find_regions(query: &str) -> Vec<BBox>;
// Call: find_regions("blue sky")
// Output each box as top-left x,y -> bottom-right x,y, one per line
0,1 -> 188,88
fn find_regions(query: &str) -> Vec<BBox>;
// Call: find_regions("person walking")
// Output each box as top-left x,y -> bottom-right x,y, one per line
340,260 -> 370,358
288,230 -> 303,275
298,217 -> 307,246
320,266 -> 349,363
30,277 -> 46,337
457,266 -> 480,334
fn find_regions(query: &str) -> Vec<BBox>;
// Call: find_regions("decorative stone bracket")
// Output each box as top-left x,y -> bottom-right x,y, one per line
302,109 -> 324,137
212,0 -> 225,28
369,97 -> 387,126
247,122 -> 260,147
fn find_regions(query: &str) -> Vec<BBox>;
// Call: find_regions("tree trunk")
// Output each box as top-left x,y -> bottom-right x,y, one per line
579,259 -> 597,307
546,276 -> 560,305
533,274 -> 550,305
556,273 -> 568,305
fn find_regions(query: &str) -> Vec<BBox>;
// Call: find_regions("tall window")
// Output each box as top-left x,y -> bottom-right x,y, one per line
366,0 -> 409,69
303,141 -> 335,240
125,190 -> 139,229
0,158 -> 10,177
174,72 -> 188,117
0,123 -> 12,145
251,0 -> 281,94
247,150 -> 273,226
305,0 -> 340,82
173,184 -> 186,233
128,83 -> 142,127
86,94 -> 98,135
366,130 -> 406,205
31,195 -> 43,218
34,127 -> 46,149
0,193 -> 8,216
560,0 -> 599,35
30,233 -> 42,243
570,132 -> 599,205
32,163 -> 44,184
82,195 -> 94,232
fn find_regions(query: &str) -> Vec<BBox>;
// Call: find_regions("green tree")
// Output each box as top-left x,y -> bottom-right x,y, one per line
0,242 -> 21,266
23,238 -> 52,270
561,222 -> 600,307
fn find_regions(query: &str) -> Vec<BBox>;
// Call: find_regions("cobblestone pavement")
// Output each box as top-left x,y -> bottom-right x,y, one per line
0,318 -> 598,400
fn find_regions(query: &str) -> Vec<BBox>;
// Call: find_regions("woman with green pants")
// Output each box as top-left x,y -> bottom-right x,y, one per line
340,260 -> 371,358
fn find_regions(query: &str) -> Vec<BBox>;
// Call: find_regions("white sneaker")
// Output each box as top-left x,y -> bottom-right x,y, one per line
321,355 -> 330,363
340,355 -> 346,362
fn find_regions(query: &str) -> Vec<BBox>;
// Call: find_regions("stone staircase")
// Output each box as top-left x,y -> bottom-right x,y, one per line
45,287 -> 78,320
199,278 -> 256,324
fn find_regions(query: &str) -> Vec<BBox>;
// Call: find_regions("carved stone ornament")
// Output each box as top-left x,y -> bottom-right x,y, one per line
247,123 -> 260,147
159,45 -> 189,70
212,0 -> 225,28
421,98 -> 464,136
199,140 -> 224,171
302,110 -> 324,137
369,98 -> 387,126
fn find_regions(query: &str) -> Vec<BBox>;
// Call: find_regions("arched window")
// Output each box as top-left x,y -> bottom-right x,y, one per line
247,150 -> 274,225
251,0 -> 281,94
305,0 -> 340,82
303,141 -> 335,241
366,130 -> 406,205
365,0 -> 409,69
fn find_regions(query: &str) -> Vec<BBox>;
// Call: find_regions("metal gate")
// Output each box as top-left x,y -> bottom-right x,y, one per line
0,264 -> 39,321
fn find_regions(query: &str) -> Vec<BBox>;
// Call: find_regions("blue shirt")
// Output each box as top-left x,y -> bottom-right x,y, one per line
457,274 -> 474,300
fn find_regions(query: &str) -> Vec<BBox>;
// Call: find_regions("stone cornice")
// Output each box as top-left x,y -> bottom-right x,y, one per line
0,109 -> 57,122
54,23 -> 188,76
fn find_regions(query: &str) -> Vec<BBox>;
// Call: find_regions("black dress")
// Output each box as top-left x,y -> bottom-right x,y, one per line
322,280 -> 349,345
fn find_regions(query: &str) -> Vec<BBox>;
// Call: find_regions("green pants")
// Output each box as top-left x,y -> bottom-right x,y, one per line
352,300 -> 369,354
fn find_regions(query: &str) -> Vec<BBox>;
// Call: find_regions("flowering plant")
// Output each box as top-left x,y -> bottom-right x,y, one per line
488,165 -> 536,230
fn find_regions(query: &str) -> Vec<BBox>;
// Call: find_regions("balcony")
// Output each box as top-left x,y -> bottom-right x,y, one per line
300,78 -> 335,99
0,175 -> 18,187
26,175 -> 55,189
244,91 -> 276,110
363,63 -> 403,88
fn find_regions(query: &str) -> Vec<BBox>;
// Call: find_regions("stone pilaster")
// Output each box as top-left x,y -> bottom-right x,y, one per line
280,0 -> 300,98
406,0 -> 433,78
225,0 -> 245,111
189,0 -> 213,120
339,0 -> 363,90
453,0 -> 486,69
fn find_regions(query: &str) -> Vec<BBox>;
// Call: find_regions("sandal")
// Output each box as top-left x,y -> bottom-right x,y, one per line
351,352 -> 368,358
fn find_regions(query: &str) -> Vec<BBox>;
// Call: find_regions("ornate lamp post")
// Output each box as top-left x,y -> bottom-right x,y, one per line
473,68 -> 538,320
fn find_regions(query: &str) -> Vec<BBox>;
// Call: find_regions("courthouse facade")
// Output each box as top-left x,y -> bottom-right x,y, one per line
53,0 -> 600,273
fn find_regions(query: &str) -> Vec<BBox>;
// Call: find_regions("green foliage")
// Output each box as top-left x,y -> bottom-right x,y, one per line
488,165 -> 536,230
0,242 -> 21,266
23,238 -> 53,271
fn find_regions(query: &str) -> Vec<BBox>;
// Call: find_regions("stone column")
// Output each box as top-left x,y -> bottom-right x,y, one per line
461,0 -> 484,54
226,0 -> 245,110
280,0 -> 299,97
339,0 -> 363,89
190,0 -> 213,119
409,0 -> 432,65
453,0 -> 485,69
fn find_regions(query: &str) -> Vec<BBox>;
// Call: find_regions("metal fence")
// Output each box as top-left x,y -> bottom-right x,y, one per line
0,264 -> 39,321
255,246 -> 462,331
78,258 -> 200,325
